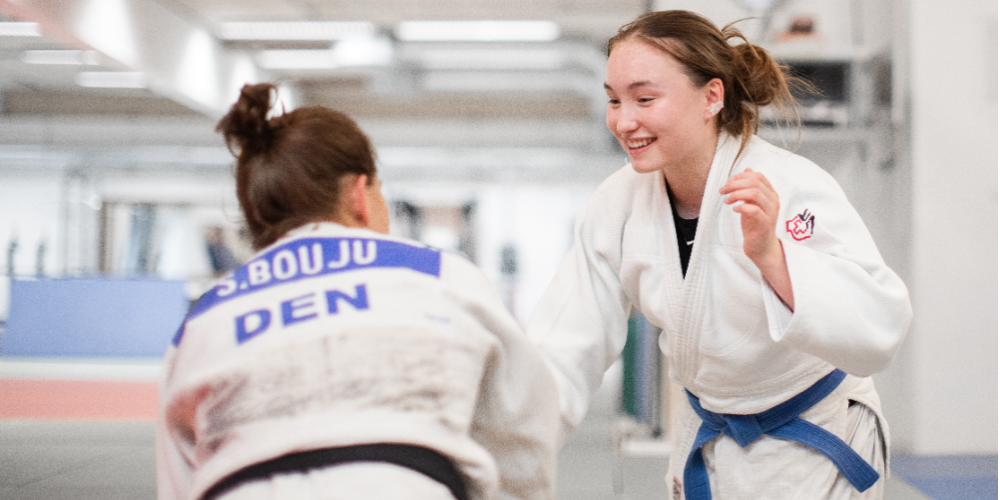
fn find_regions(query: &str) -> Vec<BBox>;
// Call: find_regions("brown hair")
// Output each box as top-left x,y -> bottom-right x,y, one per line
216,83 -> 378,250
608,10 -> 809,157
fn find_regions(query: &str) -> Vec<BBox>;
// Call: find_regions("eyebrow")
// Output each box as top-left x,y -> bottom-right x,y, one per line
604,81 -> 655,92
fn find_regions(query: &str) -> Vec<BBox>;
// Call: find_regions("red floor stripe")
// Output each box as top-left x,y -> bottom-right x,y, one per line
0,379 -> 158,421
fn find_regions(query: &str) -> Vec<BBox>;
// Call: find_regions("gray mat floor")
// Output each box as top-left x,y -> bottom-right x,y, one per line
0,380 -> 932,500
555,380 -> 932,500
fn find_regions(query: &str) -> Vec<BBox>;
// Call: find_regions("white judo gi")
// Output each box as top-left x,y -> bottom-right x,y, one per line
527,134 -> 912,499
157,222 -> 560,500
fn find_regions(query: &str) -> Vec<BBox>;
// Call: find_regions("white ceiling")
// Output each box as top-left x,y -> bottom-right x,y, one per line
0,0 -> 882,182
0,0 -> 647,118
169,0 -> 646,40
0,0 -> 654,181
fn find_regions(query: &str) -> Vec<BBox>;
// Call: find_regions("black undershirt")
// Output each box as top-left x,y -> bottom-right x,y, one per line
666,182 -> 699,277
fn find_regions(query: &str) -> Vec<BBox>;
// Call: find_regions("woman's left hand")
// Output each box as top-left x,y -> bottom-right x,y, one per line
720,168 -> 781,261
720,168 -> 795,309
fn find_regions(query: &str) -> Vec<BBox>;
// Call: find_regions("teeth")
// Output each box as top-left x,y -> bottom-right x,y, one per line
627,138 -> 654,149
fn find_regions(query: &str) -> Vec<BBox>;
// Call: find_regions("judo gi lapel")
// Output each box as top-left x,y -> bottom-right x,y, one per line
652,168 -> 684,333
669,134 -> 744,386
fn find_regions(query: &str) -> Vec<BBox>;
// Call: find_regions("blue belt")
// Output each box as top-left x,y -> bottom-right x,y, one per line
682,369 -> 879,500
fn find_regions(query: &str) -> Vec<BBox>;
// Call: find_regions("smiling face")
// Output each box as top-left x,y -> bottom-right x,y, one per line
605,38 -> 721,176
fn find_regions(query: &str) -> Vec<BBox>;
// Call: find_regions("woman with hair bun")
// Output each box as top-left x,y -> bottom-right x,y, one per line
157,83 -> 559,500
528,10 -> 911,500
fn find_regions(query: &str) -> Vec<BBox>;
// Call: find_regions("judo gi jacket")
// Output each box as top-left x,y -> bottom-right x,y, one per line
527,134 -> 912,498
158,222 -> 560,500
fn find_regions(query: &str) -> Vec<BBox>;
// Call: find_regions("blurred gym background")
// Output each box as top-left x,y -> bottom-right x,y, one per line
0,0 -> 995,498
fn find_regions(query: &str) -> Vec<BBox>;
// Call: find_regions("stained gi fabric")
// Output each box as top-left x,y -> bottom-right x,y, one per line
158,222 -> 560,500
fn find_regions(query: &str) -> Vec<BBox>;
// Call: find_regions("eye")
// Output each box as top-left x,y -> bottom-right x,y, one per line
607,98 -> 620,106
638,97 -> 655,104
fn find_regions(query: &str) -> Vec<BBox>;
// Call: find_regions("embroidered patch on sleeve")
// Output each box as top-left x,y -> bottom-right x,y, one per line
673,477 -> 683,500
785,209 -> 815,241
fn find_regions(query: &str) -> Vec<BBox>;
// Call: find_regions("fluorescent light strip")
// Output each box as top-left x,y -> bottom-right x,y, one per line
76,71 -> 146,88
258,50 -> 336,70
419,48 -> 566,70
218,21 -> 374,41
22,50 -> 100,65
733,0 -> 781,11
0,22 -> 41,37
396,20 -> 560,42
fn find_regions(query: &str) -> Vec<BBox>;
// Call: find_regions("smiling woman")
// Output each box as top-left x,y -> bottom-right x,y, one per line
604,40 -> 719,185
528,9 -> 912,500
603,11 -> 805,217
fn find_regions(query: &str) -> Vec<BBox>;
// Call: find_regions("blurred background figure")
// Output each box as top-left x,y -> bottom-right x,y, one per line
205,226 -> 240,277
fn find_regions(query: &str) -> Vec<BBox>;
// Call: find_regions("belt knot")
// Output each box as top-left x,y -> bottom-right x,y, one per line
681,370 -> 880,500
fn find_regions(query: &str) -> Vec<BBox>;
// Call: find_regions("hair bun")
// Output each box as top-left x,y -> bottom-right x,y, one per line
730,42 -> 784,108
217,83 -> 278,156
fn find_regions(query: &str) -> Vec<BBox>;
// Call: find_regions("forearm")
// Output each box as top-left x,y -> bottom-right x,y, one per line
752,238 -> 794,311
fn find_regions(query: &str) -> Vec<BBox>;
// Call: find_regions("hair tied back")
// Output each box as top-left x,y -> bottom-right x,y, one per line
217,83 -> 280,157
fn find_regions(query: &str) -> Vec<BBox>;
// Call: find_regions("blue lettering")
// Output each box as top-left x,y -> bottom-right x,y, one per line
186,238 -> 437,322
353,240 -> 377,265
235,309 -> 272,344
326,284 -> 369,313
281,293 -> 319,326
217,278 -> 237,297
328,240 -> 350,269
272,250 -> 298,280
298,243 -> 324,274
247,260 -> 271,285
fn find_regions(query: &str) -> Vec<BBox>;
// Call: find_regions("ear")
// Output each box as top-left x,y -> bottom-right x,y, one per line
345,174 -> 371,228
705,78 -> 725,119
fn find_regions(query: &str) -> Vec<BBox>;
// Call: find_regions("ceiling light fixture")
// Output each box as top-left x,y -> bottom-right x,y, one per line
258,37 -> 393,70
78,0 -> 138,66
21,50 -> 100,65
76,71 -> 147,88
332,37 -> 392,66
395,20 -> 560,42
257,50 -> 336,70
418,48 -> 566,70
217,21 -> 375,41
176,30 -> 219,107
0,22 -> 41,37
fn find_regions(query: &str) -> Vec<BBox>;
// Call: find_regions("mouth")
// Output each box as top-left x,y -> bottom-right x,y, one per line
625,137 -> 656,153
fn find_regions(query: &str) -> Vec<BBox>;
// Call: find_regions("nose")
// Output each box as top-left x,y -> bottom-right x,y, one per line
611,105 -> 638,137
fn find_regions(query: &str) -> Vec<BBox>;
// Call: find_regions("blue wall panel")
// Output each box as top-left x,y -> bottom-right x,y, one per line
2,278 -> 188,357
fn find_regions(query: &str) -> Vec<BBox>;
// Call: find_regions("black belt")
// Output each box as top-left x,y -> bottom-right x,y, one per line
202,443 -> 468,500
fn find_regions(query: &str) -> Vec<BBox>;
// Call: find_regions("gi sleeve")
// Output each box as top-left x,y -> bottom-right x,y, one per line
763,167 -> 912,377
156,350 -> 195,500
526,192 -> 632,443
443,256 -> 561,500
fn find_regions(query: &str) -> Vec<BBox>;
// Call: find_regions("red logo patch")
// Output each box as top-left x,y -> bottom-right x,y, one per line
786,209 -> 815,241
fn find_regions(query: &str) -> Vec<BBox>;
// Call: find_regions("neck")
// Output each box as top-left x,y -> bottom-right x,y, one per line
663,133 -> 718,219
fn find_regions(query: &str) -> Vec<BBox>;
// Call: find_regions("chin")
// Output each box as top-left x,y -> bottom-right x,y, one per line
627,156 -> 664,175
